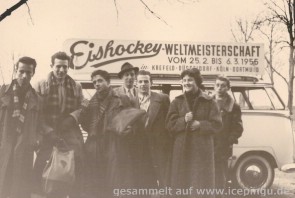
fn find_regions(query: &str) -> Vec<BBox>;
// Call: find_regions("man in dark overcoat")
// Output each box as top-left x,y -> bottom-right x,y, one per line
80,69 -> 156,198
213,76 -> 243,193
0,57 -> 47,198
136,70 -> 172,187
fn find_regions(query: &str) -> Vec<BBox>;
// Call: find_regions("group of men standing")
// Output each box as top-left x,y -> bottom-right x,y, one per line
0,52 -> 243,198
0,52 -> 85,198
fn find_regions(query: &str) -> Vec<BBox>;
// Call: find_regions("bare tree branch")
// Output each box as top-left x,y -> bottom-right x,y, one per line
0,0 -> 28,22
264,67 -> 272,80
230,26 -> 239,42
270,0 -> 288,17
25,2 -> 34,25
259,26 -> 271,40
139,0 -> 169,26
265,55 -> 288,83
113,0 -> 119,22
265,0 -> 295,113
264,61 -> 273,84
279,45 -> 291,50
231,16 -> 262,43
265,0 -> 289,24
273,67 -> 289,84
275,40 -> 290,45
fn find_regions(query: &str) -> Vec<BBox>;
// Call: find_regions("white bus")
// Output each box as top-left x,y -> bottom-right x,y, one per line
65,39 -> 295,189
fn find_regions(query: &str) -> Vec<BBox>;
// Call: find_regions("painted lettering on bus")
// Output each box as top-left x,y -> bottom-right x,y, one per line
69,40 -> 162,69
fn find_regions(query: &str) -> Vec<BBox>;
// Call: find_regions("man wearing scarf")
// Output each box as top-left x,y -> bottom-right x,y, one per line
0,57 -> 46,198
213,76 -> 243,196
33,52 -> 85,198
80,70 -> 156,198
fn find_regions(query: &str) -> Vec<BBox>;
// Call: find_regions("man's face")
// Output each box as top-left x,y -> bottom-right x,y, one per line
92,74 -> 109,92
51,58 -> 69,79
182,75 -> 198,93
122,70 -> 136,89
137,75 -> 151,95
16,62 -> 34,87
214,79 -> 229,96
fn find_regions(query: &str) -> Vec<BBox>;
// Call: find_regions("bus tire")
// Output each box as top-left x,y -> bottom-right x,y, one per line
232,155 -> 274,189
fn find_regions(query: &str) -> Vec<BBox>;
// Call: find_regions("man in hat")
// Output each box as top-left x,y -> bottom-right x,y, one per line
0,57 -> 46,198
33,51 -> 85,198
113,62 -> 139,104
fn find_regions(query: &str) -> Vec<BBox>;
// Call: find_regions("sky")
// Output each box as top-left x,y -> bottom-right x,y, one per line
1,0 -> 290,101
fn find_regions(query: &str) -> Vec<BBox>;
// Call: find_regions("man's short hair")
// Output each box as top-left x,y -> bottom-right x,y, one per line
91,70 -> 110,83
16,56 -> 37,74
216,75 -> 230,88
137,70 -> 153,83
51,52 -> 71,65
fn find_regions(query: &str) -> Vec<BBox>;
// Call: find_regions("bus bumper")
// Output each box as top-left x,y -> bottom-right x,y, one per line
281,163 -> 295,173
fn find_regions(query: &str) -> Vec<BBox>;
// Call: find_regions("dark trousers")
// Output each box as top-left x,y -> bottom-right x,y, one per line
215,156 -> 228,198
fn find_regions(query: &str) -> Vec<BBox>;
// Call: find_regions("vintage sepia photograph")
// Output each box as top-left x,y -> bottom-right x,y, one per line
0,0 -> 295,198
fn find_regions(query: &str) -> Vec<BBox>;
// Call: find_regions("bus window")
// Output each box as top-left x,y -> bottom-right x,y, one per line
232,87 -> 284,110
233,91 -> 250,110
266,88 -> 284,110
247,88 -> 273,110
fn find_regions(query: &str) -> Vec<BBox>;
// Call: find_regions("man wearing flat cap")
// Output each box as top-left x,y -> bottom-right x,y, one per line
114,62 -> 139,105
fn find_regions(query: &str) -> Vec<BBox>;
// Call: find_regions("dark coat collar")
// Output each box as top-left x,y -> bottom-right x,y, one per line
145,91 -> 163,129
89,88 -> 123,108
175,90 -> 212,101
212,93 -> 235,112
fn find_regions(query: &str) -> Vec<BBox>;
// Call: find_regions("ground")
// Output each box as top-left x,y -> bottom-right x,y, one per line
32,169 -> 295,197
271,169 -> 295,198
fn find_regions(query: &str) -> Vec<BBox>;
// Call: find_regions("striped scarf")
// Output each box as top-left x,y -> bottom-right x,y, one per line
11,79 -> 32,134
83,87 -> 112,136
45,72 -> 77,126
